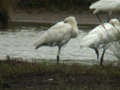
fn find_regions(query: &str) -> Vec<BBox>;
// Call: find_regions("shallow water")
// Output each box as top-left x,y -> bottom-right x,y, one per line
0,26 -> 118,64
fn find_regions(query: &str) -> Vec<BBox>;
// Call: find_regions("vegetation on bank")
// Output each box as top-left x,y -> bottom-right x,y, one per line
0,59 -> 120,89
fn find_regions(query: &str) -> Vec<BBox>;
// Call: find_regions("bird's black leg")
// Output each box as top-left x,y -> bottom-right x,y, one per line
57,46 -> 61,64
57,55 -> 59,64
94,48 -> 99,61
100,48 -> 106,66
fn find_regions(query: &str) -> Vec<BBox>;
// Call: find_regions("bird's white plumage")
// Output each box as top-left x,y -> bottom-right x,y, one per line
80,19 -> 120,49
34,16 -> 79,64
34,21 -> 75,48
34,16 -> 79,48
109,18 -> 120,39
108,19 -> 120,60
90,0 -> 120,14
80,18 -> 120,65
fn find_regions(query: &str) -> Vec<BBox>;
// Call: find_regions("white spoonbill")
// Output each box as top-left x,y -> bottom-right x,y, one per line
89,0 -> 120,22
34,16 -> 79,64
80,18 -> 120,66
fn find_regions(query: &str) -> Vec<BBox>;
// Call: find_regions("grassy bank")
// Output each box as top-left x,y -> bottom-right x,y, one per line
0,60 -> 120,89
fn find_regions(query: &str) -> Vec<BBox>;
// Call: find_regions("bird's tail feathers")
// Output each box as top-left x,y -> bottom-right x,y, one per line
34,39 -> 44,49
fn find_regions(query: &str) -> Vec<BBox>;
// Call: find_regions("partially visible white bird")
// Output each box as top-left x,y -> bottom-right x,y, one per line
108,18 -> 120,60
80,18 -> 120,66
34,16 -> 79,64
109,18 -> 120,33
89,0 -> 120,22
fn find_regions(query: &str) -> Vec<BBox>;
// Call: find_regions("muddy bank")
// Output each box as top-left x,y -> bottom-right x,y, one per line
0,60 -> 120,89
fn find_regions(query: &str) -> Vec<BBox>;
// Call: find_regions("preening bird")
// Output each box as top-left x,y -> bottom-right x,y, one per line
34,16 -> 79,64
89,0 -> 120,22
80,18 -> 120,66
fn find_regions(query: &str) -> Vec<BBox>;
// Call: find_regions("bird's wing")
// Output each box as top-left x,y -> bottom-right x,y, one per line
34,21 -> 73,48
